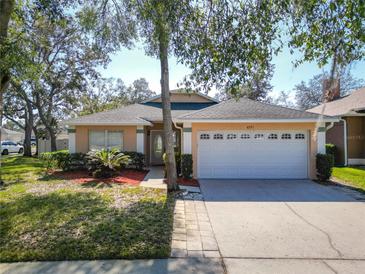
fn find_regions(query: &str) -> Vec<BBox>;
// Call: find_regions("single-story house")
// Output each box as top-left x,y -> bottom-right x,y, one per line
64,90 -> 338,179
308,87 -> 365,166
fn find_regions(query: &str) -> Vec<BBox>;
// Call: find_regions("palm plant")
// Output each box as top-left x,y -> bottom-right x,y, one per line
86,149 -> 130,178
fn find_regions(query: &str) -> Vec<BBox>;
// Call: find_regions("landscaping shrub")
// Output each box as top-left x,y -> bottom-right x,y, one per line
326,143 -> 336,157
86,149 -> 130,178
121,151 -> 145,170
316,153 -> 334,182
181,154 -> 193,179
68,153 -> 87,171
40,150 -> 87,172
40,150 -> 71,171
175,152 -> 181,176
39,152 -> 58,172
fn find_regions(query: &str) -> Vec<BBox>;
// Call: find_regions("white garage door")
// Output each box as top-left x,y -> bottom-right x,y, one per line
197,131 -> 308,179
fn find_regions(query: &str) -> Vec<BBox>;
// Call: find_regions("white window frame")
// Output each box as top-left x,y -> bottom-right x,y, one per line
268,133 -> 278,140
295,133 -> 305,140
281,133 -> 292,140
213,133 -> 224,140
254,133 -> 265,140
89,130 -> 123,151
200,133 -> 210,140
227,133 -> 237,140
241,133 -> 250,139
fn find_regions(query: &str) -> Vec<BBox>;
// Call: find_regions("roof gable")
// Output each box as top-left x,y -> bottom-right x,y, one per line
142,89 -> 218,103
308,88 -> 365,116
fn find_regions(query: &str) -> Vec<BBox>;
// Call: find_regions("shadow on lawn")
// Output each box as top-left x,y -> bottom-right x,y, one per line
1,156 -> 45,186
0,190 -> 174,262
80,181 -> 114,188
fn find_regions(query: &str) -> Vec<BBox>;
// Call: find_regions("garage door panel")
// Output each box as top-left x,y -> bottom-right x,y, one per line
197,131 -> 308,179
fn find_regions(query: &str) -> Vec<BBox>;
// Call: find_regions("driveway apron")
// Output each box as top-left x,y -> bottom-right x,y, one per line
200,179 -> 365,273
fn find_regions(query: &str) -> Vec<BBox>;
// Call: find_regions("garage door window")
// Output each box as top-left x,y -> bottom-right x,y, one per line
241,133 -> 250,139
281,133 -> 291,139
227,134 -> 237,139
200,133 -> 210,140
213,133 -> 223,140
254,133 -> 264,140
268,133 -> 278,139
89,130 -> 123,151
295,133 -> 305,139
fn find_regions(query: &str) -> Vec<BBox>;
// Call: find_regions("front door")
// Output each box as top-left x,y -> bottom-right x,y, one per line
150,130 -> 164,165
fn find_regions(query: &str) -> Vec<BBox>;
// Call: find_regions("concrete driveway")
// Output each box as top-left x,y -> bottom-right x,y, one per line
200,180 -> 365,274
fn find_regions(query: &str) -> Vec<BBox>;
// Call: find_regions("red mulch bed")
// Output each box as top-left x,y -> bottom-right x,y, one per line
52,169 -> 148,186
177,178 -> 200,187
164,178 -> 200,187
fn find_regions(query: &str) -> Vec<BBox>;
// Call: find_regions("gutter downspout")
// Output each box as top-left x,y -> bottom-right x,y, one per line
340,118 -> 348,166
173,121 -> 183,172
173,121 -> 183,150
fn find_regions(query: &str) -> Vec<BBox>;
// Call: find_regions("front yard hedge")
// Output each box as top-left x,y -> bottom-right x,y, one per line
316,153 -> 334,182
325,143 -> 336,157
40,150 -> 146,172
181,154 -> 193,179
40,150 -> 86,171
121,151 -> 145,170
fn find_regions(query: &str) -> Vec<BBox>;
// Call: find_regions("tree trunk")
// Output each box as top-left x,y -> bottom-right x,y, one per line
0,0 -> 15,184
158,26 -> 178,191
0,0 -> 14,128
23,100 -> 33,156
48,127 -> 57,152
33,126 -> 39,156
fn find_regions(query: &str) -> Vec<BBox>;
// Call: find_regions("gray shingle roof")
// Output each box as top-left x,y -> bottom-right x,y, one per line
65,97 -> 338,126
64,103 -> 193,125
308,88 -> 365,116
178,97 -> 330,120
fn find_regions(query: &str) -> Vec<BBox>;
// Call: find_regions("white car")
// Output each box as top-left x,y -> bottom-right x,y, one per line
1,141 -> 24,155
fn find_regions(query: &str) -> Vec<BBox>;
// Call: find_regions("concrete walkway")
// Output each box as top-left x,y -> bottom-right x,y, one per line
0,258 -> 224,274
140,166 -> 166,189
140,167 -> 201,192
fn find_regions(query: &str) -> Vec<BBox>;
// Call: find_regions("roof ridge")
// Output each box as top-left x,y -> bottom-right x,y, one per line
66,103 -> 141,122
177,98 -> 232,119
247,97 -> 319,116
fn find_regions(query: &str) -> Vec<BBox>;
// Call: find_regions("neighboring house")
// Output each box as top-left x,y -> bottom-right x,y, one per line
38,131 -> 69,154
308,87 -> 365,166
0,128 -> 24,143
64,89 -> 337,179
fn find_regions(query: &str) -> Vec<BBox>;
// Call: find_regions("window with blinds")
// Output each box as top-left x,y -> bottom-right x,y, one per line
89,130 -> 123,151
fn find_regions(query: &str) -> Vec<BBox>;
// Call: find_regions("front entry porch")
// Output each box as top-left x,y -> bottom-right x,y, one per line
141,122 -> 187,167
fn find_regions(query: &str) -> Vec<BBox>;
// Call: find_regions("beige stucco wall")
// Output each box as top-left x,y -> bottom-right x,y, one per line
75,125 -> 137,153
150,93 -> 213,103
191,122 -> 318,179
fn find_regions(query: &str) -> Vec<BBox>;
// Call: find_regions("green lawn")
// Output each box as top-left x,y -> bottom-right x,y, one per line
332,167 -> 365,192
0,156 -> 174,262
